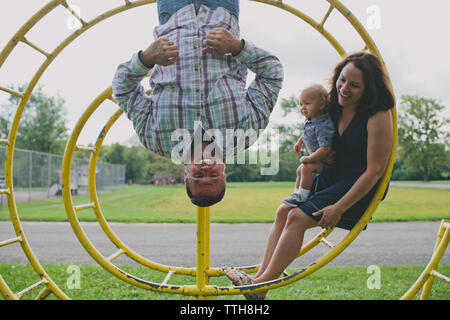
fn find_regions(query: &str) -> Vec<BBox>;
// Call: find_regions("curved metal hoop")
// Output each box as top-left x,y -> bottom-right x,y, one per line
61,0 -> 397,298
401,220 -> 449,300
60,85 -> 336,292
0,0 -> 158,300
0,0 -> 397,299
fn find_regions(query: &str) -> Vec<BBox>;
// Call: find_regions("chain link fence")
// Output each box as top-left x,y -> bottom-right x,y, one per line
0,146 -> 125,203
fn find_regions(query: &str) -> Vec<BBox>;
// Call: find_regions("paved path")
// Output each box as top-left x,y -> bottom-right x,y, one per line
1,221 -> 448,267
390,182 -> 450,189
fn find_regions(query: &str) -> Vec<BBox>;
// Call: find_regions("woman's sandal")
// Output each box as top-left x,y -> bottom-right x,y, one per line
223,267 -> 246,286
223,267 -> 267,300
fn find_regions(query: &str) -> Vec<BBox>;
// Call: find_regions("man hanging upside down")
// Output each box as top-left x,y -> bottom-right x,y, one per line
112,0 -> 284,206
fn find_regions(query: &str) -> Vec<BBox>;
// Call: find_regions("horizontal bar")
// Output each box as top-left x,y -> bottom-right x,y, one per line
430,270 -> 450,283
106,249 -> 126,262
60,1 -> 87,26
74,202 -> 95,211
0,188 -> 10,195
319,4 -> 334,28
16,279 -> 48,299
0,86 -> 24,98
74,145 -> 96,153
320,238 -> 334,249
20,36 -> 51,58
0,139 -> 9,145
162,270 -> 175,285
0,236 -> 22,247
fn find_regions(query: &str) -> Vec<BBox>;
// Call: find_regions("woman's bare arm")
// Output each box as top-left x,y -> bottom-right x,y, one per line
313,110 -> 393,228
334,110 -> 393,212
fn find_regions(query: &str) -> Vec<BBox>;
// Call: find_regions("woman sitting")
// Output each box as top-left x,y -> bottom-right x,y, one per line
224,51 -> 395,300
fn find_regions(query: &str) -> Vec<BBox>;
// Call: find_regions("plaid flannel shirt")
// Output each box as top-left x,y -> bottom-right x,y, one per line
112,4 -> 283,158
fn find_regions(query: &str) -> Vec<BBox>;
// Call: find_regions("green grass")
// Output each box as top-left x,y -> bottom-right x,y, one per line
0,182 -> 448,223
1,183 -> 448,301
0,263 -> 448,300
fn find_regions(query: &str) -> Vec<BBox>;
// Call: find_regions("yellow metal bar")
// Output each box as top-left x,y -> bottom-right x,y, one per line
252,0 -> 346,56
0,276 -> 18,300
0,139 -> 10,145
0,86 -> 23,98
419,220 -> 449,299
106,249 -> 126,262
320,237 -> 335,249
0,188 -> 10,195
74,145 -> 96,153
297,228 -> 334,258
196,206 -> 210,300
319,4 -> 334,28
35,286 -> 53,300
0,0 -> 395,299
0,0 -> 62,68
74,202 -> 96,211
15,279 -> 48,299
0,236 -> 22,247
401,220 -> 449,300
74,87 -> 195,276
60,0 -> 87,26
430,270 -> 449,283
419,220 -> 446,299
205,207 -> 210,287
226,227 -> 334,276
61,83 -> 191,294
61,0 -> 395,298
20,37 -> 51,58
0,0 -> 70,302
0,0 -> 165,301
162,270 -> 175,285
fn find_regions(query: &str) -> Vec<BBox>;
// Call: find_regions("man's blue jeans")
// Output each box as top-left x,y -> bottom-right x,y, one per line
157,0 -> 239,24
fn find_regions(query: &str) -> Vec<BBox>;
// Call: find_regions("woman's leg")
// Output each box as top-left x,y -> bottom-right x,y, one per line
253,208 -> 318,284
253,204 -> 292,278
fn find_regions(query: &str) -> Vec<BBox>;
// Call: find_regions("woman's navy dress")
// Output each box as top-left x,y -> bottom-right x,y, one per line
297,104 -> 388,230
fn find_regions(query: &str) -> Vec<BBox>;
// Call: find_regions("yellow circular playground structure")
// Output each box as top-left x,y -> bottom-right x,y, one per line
0,0 -> 416,300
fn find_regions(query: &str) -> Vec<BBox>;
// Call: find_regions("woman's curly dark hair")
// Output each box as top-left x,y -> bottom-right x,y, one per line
329,52 -> 395,116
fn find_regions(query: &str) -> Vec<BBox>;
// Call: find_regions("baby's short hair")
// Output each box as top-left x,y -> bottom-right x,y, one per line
302,84 -> 329,106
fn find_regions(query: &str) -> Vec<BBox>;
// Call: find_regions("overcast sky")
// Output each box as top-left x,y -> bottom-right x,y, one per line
1,0 -> 449,146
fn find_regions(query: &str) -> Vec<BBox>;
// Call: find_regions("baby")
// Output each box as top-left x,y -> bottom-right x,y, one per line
282,84 -> 335,207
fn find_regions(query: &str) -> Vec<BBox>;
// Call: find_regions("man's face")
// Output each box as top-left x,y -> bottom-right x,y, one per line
184,158 -> 226,198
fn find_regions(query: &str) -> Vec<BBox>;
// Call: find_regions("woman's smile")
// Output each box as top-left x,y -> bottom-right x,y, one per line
336,62 -> 365,109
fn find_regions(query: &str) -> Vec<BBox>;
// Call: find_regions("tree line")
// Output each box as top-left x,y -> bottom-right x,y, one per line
1,84 -> 448,183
